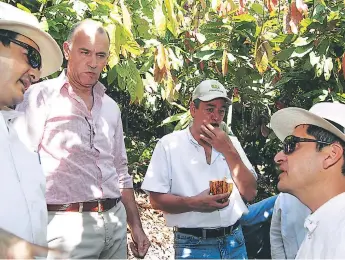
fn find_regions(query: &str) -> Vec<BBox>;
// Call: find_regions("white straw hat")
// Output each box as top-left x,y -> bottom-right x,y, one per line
192,80 -> 231,103
271,102 -> 345,142
0,2 -> 62,77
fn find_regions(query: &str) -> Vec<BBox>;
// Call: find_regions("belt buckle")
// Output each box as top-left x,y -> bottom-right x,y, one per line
97,200 -> 102,213
223,227 -> 227,237
78,202 -> 83,213
202,229 -> 207,239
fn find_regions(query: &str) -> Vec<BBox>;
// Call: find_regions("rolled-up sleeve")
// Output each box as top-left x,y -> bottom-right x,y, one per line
113,114 -> 133,189
141,139 -> 171,194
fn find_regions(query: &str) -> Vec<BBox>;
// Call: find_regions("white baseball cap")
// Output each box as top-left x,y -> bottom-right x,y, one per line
271,102 -> 345,142
192,80 -> 231,103
0,2 -> 62,77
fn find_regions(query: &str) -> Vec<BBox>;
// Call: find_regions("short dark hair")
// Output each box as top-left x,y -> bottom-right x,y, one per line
193,98 -> 201,109
307,124 -> 345,175
67,20 -> 110,44
0,29 -> 18,47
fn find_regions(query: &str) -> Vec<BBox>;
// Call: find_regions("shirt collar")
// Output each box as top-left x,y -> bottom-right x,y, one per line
186,127 -> 221,159
304,192 -> 345,234
58,69 -> 107,96
186,127 -> 200,146
0,109 -> 23,123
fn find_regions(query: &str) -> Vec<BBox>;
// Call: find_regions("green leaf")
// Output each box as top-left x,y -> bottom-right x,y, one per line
316,38 -> 330,55
291,44 -> 314,58
123,40 -> 142,56
107,23 -> 121,68
174,111 -> 192,130
16,3 -> 31,13
233,14 -> 257,23
107,66 -> 117,85
250,3 -> 264,16
164,0 -> 179,37
293,36 -> 315,47
271,34 -> 289,44
194,50 -> 216,60
127,60 -> 144,102
171,102 -> 187,111
139,55 -> 154,73
313,4 -> 326,23
274,48 -> 295,61
161,112 -> 186,126
154,0 -> 166,37
115,60 -> 144,102
273,76 -> 292,87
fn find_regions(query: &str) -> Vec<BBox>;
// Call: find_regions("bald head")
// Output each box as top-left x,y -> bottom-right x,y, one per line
67,19 -> 110,46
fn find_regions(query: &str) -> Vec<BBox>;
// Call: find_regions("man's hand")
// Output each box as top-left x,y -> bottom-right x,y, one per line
200,121 -> 236,154
0,229 -> 64,259
129,226 -> 151,259
190,189 -> 230,212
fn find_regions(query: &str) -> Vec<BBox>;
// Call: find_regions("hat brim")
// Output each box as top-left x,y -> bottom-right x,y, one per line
0,21 -> 62,78
271,107 -> 345,142
198,94 -> 232,103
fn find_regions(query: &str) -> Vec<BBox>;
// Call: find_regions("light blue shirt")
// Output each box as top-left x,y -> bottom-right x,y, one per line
270,193 -> 311,259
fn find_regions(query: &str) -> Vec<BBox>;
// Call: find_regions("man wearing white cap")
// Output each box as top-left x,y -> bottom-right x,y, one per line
142,79 -> 257,259
0,2 -> 62,258
271,102 -> 345,258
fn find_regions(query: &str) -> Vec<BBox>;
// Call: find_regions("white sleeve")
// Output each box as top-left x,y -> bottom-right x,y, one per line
229,135 -> 258,179
141,139 -> 171,194
270,194 -> 287,259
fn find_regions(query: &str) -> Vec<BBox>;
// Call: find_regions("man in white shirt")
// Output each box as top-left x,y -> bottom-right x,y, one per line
270,193 -> 310,259
271,102 -> 345,258
0,2 -> 62,258
142,80 -> 257,259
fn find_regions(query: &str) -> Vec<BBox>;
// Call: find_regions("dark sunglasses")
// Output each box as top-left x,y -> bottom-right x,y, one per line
0,35 -> 41,70
283,135 -> 333,155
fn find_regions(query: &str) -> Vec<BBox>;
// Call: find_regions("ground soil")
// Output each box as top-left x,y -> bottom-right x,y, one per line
127,192 -> 174,260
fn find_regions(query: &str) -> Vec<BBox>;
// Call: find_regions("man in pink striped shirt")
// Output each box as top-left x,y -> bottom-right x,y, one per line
16,19 -> 150,258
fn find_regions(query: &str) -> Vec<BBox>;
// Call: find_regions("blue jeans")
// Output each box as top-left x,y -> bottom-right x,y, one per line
240,195 -> 278,226
174,225 -> 247,259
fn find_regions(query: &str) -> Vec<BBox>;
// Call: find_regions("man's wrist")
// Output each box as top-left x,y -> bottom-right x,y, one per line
183,196 -> 196,212
222,145 -> 240,158
129,224 -> 144,231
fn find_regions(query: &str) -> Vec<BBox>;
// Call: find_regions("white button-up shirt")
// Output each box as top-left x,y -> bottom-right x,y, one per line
296,192 -> 345,259
0,110 -> 47,246
142,128 -> 256,228
270,193 -> 310,259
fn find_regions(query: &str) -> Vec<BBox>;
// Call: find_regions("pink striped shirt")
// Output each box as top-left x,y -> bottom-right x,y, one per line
16,70 -> 133,204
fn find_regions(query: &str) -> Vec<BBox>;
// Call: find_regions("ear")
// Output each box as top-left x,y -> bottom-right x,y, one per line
62,42 -> 70,60
323,143 -> 344,170
190,101 -> 196,118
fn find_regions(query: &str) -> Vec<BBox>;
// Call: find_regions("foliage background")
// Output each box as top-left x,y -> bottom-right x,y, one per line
6,0 -> 345,201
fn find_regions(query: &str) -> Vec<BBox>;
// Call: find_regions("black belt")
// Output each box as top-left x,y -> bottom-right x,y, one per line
173,220 -> 240,239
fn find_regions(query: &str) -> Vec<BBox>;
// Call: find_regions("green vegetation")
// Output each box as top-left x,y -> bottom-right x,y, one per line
12,0 -> 345,200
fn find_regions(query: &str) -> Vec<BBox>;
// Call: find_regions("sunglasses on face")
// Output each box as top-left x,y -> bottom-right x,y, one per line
0,35 -> 42,70
283,135 -> 333,155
